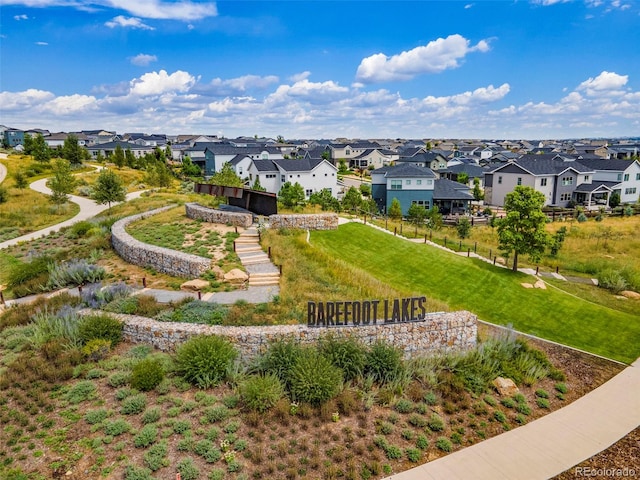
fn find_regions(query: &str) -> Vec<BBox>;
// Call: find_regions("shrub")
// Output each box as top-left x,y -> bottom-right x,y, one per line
239,374 -> 285,412
103,419 -> 131,436
134,424 -> 158,448
365,340 -> 404,385
318,334 -> 367,381
130,358 -> 165,392
201,406 -> 231,424
289,349 -> 343,406
124,465 -> 154,480
156,300 -> 229,325
494,411 -> 507,423
435,437 -> 452,452
47,259 -> 105,289
427,413 -> 445,432
535,389 -> 549,399
32,306 -> 82,348
257,338 -> 303,388
408,414 -> 428,428
173,420 -> 191,434
597,269 -> 628,294
65,380 -> 96,404
108,372 -> 130,388
176,335 -> 238,388
555,383 -> 568,394
516,402 -> 532,416
178,457 -> 201,480
66,221 -> 94,239
84,409 -> 108,425
6,255 -> 51,292
536,398 -> 550,409
78,314 -> 123,346
423,391 -> 437,405
405,447 -> 421,463
81,339 -> 111,361
501,398 -> 516,409
142,407 -> 162,425
81,282 -> 131,309
143,440 -> 168,471
394,398 -> 413,414
416,435 -> 429,450
121,394 -> 147,415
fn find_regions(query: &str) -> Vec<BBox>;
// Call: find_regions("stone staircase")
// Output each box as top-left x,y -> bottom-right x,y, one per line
234,226 -> 280,287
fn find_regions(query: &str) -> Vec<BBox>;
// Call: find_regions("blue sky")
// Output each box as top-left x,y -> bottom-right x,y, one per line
0,0 -> 639,139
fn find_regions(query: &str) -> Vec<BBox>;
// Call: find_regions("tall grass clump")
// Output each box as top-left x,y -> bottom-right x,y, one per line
81,281 -> 132,309
319,334 -> 367,381
7,255 -> 52,297
239,374 -> 285,412
176,335 -> 237,388
289,349 -> 343,406
78,313 -> 123,346
130,358 -> 165,392
256,337 -> 303,389
155,300 -> 228,325
31,305 -> 82,349
365,340 -> 405,385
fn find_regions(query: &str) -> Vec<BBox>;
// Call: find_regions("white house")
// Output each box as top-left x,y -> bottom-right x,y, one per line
577,159 -> 640,204
247,158 -> 339,198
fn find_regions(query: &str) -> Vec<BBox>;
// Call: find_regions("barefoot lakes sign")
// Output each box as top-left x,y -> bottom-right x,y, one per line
307,296 -> 428,327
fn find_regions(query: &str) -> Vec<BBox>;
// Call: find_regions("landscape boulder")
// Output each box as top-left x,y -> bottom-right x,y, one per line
180,279 -> 209,291
224,269 -> 249,285
492,377 -> 520,396
620,290 -> 640,300
534,279 -> 547,289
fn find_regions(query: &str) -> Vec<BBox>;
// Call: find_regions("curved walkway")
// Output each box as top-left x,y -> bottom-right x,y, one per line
384,357 -> 640,480
0,173 -> 146,250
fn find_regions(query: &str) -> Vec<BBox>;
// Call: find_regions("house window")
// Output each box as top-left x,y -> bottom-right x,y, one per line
540,178 -> 547,187
266,174 -> 276,179
498,176 -> 502,185
406,180 -> 411,185
583,175 -> 589,182
411,200 -> 430,209
390,180 -> 402,190
636,173 -> 640,181
426,179 -> 433,186
624,173 -> 629,181
305,189 -> 313,197
560,193 -> 571,202
262,153 -> 268,160
417,180 -> 422,185
617,173 -> 622,181
281,175 -> 286,182
345,150 -> 351,156
561,176 -> 573,186
517,177 -> 522,185
625,187 -> 637,195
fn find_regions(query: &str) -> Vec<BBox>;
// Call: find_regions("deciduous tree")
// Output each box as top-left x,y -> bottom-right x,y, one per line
497,186 -> 550,272
279,181 -> 305,208
473,177 -> 484,202
113,144 -> 125,169
92,168 -> 126,210
62,134 -> 84,166
406,203 -> 426,226
342,186 -> 362,212
209,162 -> 243,187
47,158 -> 76,207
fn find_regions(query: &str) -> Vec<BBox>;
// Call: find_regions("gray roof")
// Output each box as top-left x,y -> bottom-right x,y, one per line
378,164 -> 436,178
252,159 -> 278,172
442,163 -> 488,178
573,181 -> 616,193
573,158 -> 639,172
272,158 -> 324,172
433,179 -> 474,200
490,154 -> 594,175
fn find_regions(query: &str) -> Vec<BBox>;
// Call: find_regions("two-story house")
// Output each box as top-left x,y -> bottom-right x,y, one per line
246,158 -> 338,198
350,148 -> 398,169
575,159 -> 640,204
484,155 -> 596,208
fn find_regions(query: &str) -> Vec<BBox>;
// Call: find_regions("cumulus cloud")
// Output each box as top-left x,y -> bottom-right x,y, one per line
39,94 -> 97,115
129,70 -> 197,96
130,53 -> 158,66
14,14 -> 29,20
2,0 -> 218,21
0,88 -> 54,110
577,71 -> 628,95
193,75 -> 280,96
289,71 -> 311,83
105,15 -> 154,30
355,34 -> 491,83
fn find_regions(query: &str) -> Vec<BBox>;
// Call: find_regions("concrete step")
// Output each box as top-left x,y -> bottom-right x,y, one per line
241,257 -> 271,266
238,251 -> 269,259
249,279 -> 280,286
249,272 -> 280,279
235,244 -> 262,253
234,237 -> 260,244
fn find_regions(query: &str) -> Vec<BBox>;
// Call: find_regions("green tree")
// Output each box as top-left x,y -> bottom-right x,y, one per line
47,158 -> 76,207
22,133 -> 34,155
426,205 -> 443,230
425,141 -> 432,151
321,150 -> 330,161
406,203 -> 427,226
145,162 -> 173,188
309,188 -> 340,211
95,151 -> 106,164
92,168 -> 126,210
362,197 -> 378,215
113,144 -> 125,169
388,198 -> 402,220
609,191 -> 621,208
62,134 -> 84,166
456,217 -> 471,239
359,183 -> 371,197
164,144 -> 172,161
276,135 -> 285,143
472,177 -> 484,202
125,148 -> 137,168
456,172 -> 469,185
497,186 -> 551,272
0,186 -> 8,204
32,134 -> 51,163
279,181 -> 305,208
337,159 -> 349,175
209,162 -> 243,187
251,176 -> 266,192
342,186 -> 362,212
181,156 -> 202,177
154,146 -> 166,163
13,170 -> 28,189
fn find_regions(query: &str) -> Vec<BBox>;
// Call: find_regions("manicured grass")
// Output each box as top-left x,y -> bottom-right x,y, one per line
311,222 -> 640,364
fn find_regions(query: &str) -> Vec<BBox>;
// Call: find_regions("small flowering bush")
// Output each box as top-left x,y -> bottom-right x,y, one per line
47,258 -> 106,289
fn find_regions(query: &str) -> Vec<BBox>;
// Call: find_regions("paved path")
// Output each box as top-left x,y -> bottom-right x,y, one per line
384,357 -> 640,480
0,154 -> 7,184
0,174 -> 146,250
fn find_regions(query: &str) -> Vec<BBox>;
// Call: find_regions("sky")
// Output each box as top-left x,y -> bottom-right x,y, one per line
0,0 -> 639,140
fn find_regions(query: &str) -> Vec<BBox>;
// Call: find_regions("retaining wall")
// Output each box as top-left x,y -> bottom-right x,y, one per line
111,206 -> 211,278
113,310 -> 477,360
268,213 -> 339,230
185,203 -> 253,228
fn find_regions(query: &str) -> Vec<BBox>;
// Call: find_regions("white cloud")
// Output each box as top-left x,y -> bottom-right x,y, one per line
577,71 -> 628,95
464,3 -> 474,9
289,71 -> 311,83
105,15 -> 154,30
355,34 -> 492,83
532,0 -> 570,5
40,94 -> 97,115
129,70 -> 197,96
2,0 -> 217,21
130,53 -> 158,66
35,41 -> 48,45
14,14 -> 29,20
0,89 -> 54,110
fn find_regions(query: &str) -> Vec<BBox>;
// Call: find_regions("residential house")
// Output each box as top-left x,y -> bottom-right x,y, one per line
82,130 -> 117,145
349,148 -> 398,169
3,128 -> 24,147
246,158 -> 338,198
44,132 -> 89,149
86,141 -> 154,160
329,141 -> 380,163
484,154 -> 596,208
439,163 -> 488,188
396,152 -> 448,171
183,143 -> 284,176
575,158 -> 640,204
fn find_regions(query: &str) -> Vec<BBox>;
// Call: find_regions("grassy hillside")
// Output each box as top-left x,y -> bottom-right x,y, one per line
310,222 -> 640,364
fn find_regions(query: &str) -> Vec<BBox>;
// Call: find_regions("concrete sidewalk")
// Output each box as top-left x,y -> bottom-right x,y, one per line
384,358 -> 640,480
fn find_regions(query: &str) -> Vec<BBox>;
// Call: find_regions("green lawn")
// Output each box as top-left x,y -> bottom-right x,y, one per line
311,222 -> 640,364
